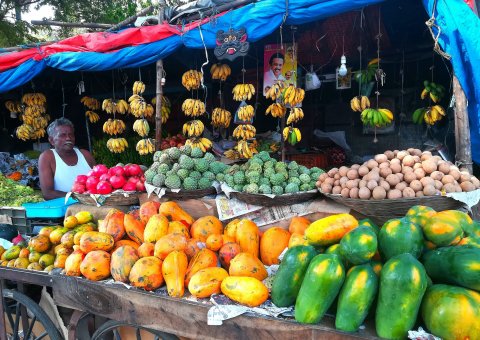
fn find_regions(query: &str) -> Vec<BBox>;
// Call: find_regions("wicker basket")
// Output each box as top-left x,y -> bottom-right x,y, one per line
230,190 -> 319,207
161,187 -> 217,200
72,192 -> 139,206
323,193 -> 466,218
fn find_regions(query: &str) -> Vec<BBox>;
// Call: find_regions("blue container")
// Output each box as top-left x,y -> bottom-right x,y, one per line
22,197 -> 78,218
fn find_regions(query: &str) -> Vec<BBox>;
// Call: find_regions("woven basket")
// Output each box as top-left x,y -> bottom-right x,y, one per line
230,190 -> 319,207
323,193 -> 466,218
161,187 -> 217,200
72,192 -> 139,206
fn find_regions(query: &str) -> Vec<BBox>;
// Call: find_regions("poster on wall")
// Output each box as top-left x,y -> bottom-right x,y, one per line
263,43 -> 297,96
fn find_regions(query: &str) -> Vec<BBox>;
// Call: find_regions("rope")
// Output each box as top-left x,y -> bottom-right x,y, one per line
197,14 -> 209,116
425,0 -> 451,60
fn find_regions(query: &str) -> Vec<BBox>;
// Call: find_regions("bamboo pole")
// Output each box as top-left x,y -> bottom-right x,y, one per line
31,20 -> 112,29
453,75 -> 473,173
155,1 -> 166,151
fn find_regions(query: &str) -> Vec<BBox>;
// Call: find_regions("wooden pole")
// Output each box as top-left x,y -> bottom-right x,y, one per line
155,1 -> 166,151
31,20 -> 112,29
453,75 -> 473,173
280,115 -> 286,162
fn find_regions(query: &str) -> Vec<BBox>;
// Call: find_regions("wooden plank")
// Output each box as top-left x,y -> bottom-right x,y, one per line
452,75 -> 473,174
31,20 -> 112,29
0,268 -> 53,287
51,275 -> 378,340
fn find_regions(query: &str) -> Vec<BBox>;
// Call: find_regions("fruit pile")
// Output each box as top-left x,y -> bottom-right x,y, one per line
317,148 -> 480,199
70,164 -> 146,195
81,96 -> 101,123
15,92 -> 50,141
159,134 -> 186,151
0,174 -> 43,206
412,80 -> 447,125
271,206 -> 480,340
144,146 -> 228,190
222,151 -> 323,195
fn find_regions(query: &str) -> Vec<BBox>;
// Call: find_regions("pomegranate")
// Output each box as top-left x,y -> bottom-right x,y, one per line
122,182 -> 137,192
96,181 -> 113,195
75,175 -> 88,185
92,164 -> 108,177
136,181 -> 146,192
110,175 -> 126,189
99,173 -> 110,182
127,164 -> 142,177
109,166 -> 125,177
127,176 -> 140,184
72,183 -> 86,193
85,176 -> 99,191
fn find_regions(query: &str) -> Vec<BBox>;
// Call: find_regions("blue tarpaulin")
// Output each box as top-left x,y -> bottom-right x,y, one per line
0,0 -> 479,163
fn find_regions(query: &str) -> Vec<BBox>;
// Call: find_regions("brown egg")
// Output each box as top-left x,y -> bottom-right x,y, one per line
386,174 -> 400,187
339,177 -> 349,187
387,189 -> 403,199
372,186 -> 387,200
358,166 -> 370,177
396,173 -> 404,182
346,180 -> 358,190
325,177 -> 335,186
341,188 -> 350,198
459,172 -> 471,183
460,181 -> 476,192
358,187 -> 371,200
413,163 -> 423,170
334,180 -> 340,186
332,186 -> 342,195
328,168 -> 339,177
412,155 -> 421,164
379,161 -> 391,169
402,187 -> 416,198
319,173 -> 328,181
410,180 -> 423,192
349,187 -> 359,199
334,173 -> 341,180
358,180 -> 367,188
449,168 -> 461,181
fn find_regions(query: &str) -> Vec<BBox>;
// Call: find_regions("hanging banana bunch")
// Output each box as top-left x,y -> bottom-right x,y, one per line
133,81 -> 146,95
210,64 -> 231,81
102,99 -> 129,115
265,103 -> 287,118
107,138 -> 129,153
360,108 -> 394,127
412,105 -> 445,125
211,108 -> 231,128
21,93 -> 46,106
16,124 -> 34,141
133,119 -> 150,137
136,138 -> 155,155
151,96 -> 171,123
103,118 -> 126,135
185,137 -> 212,152
232,83 -> 255,101
237,105 -> 255,121
4,101 -> 22,113
235,140 -> 258,159
80,96 -> 101,110
283,127 -> 302,146
182,99 -> 206,117
265,81 -> 286,100
286,108 -> 304,125
182,120 -> 205,138
182,70 -> 202,91
282,85 -> 305,107
16,92 -> 49,141
233,124 -> 256,140
350,96 -> 371,112
420,80 -> 446,103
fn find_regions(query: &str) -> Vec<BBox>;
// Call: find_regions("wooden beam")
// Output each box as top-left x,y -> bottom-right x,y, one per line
169,0 -> 254,23
106,5 -> 155,32
453,75 -> 473,173
31,20 -> 112,29
155,2 -> 165,151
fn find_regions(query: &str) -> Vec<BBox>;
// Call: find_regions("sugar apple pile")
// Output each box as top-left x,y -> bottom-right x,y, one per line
144,146 -> 229,190
222,151 -> 324,195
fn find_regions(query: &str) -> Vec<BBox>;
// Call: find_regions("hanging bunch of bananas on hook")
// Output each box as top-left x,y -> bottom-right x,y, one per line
211,108 -> 231,128
265,103 -> 286,118
102,99 -> 129,115
136,138 -> 155,155
133,81 -> 146,95
151,96 -> 171,123
182,120 -> 204,138
103,118 -> 126,135
237,105 -> 255,121
350,96 -> 371,112
233,124 -> 256,140
5,101 -> 22,114
235,140 -> 258,159
80,96 -> 100,110
210,64 -> 231,81
182,70 -> 202,91
282,85 -> 305,107
232,84 -> 255,101
360,108 -> 394,127
265,81 -> 286,100
16,92 -> 49,141
420,80 -> 446,103
107,138 -> 129,153
133,119 -> 150,137
283,126 -> 302,146
21,93 -> 46,106
412,105 -> 446,125
185,138 -> 212,152
286,107 -> 304,125
85,111 -> 100,123
182,99 -> 206,117
129,95 -> 153,118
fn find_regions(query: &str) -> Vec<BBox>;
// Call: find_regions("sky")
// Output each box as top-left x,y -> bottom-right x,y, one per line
22,4 -> 54,23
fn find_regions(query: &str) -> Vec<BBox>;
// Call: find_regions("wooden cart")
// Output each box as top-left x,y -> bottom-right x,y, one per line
0,267 -> 379,340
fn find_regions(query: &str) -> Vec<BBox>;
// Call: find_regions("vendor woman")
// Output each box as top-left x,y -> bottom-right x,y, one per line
39,118 -> 95,200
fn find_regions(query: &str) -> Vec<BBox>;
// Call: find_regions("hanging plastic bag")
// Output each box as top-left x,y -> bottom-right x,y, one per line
305,71 -> 321,91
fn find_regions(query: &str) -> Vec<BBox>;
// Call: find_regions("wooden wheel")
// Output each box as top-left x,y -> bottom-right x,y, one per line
91,319 -> 178,340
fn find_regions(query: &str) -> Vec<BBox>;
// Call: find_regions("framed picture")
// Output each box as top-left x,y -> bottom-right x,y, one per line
263,43 -> 297,96
336,67 -> 352,90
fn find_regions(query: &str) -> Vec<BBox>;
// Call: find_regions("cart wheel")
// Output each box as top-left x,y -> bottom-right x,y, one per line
91,320 -> 178,340
2,289 -> 63,340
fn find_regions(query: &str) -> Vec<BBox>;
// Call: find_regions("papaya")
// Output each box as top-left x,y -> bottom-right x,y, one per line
229,252 -> 267,281
111,239 -> 140,253
358,218 -> 380,235
422,246 -> 480,291
188,267 -> 229,298
74,222 -> 97,233
221,276 -> 268,307
38,226 -> 56,237
288,233 -> 308,248
260,227 -> 290,265
335,264 -> 378,332
457,236 -> 480,249
159,201 -> 194,226
162,250 -> 188,297
339,226 -> 377,265
184,248 -> 218,285
80,250 -> 111,281
153,233 -> 188,260
405,205 -> 436,228
79,231 -> 115,253
271,245 -> 317,307
39,254 -> 55,268
184,238 -> 202,260
53,254 -> 68,269
18,248 -> 30,258
28,234 -> 51,253
218,242 -> 241,270
137,243 -> 155,258
376,253 -> 428,339
63,215 -> 78,229
305,214 -> 358,247
288,216 -> 310,235
60,230 -> 77,248
102,209 -> 126,242
295,254 -> 345,324
235,219 -> 260,258
74,211 -> 94,224
144,214 -> 169,243
64,249 -> 86,276
123,213 -> 145,244
168,221 -> 190,238
49,227 -> 70,244
4,245 -> 22,260
14,257 -> 29,269
28,251 -> 42,263
110,245 -> 139,283
223,219 -> 240,242
27,262 -> 43,271
421,284 -> 480,340
379,218 -> 424,260
129,256 -> 164,291
139,201 -> 160,224
190,216 -> 223,242
422,210 -> 465,246
205,234 -> 223,252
